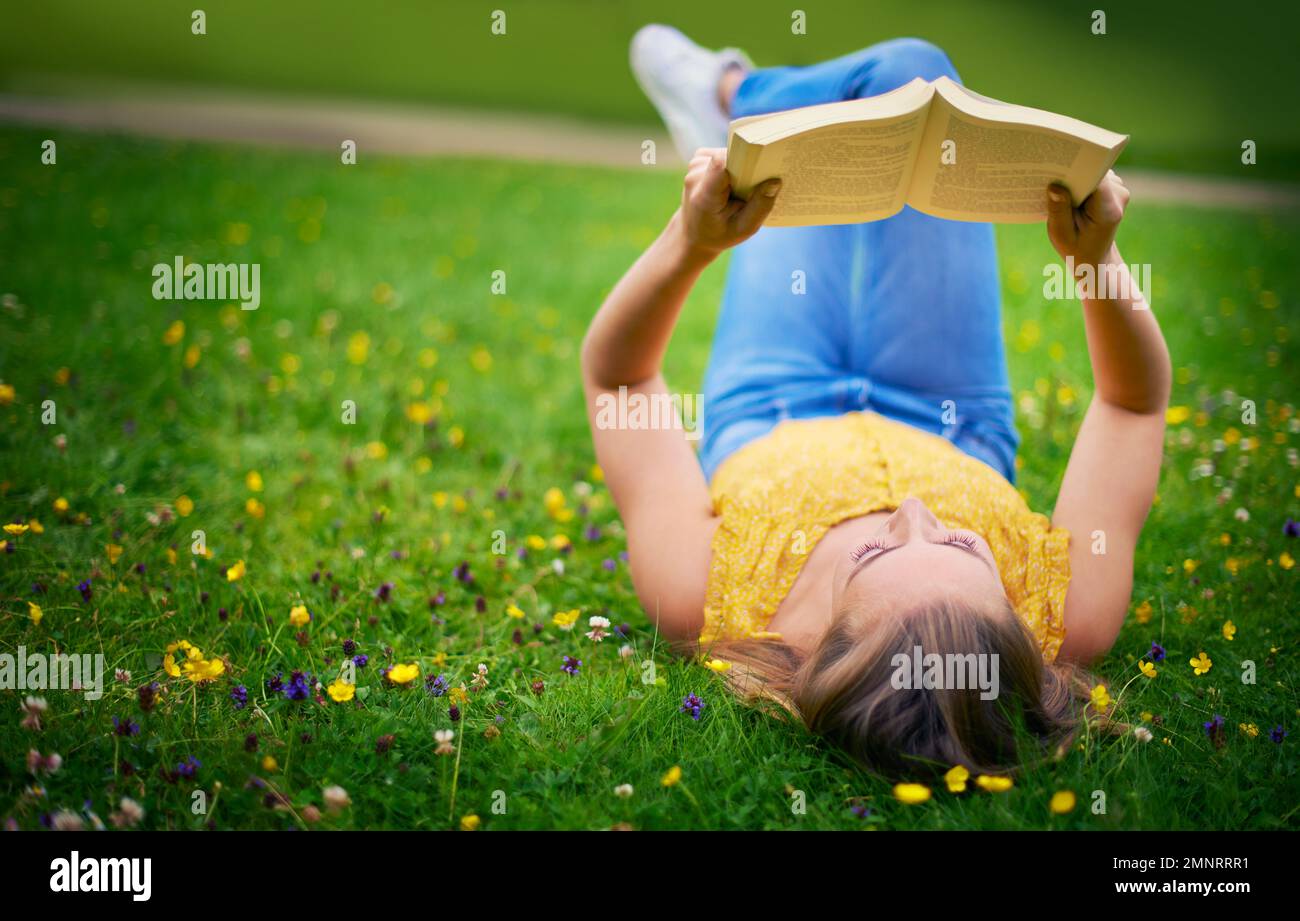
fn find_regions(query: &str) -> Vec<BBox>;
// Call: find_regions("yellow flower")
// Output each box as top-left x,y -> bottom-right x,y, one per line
470,347 -> 493,372
365,441 -> 388,460
406,402 -> 432,425
184,344 -> 201,368
893,783 -> 932,804
944,765 -> 970,794
289,605 -> 310,627
505,604 -> 526,619
1190,652 -> 1213,675
347,331 -> 370,365
28,602 -> 43,626
543,487 -> 572,522
27,520 -> 43,534
4,523 -> 29,536
245,470 -> 264,492
749,631 -> 784,640
975,775 -> 1014,793
227,559 -> 246,582
1133,600 -> 1153,624
1239,723 -> 1260,738
52,497 -> 69,513
166,547 -> 178,565
590,464 -> 604,483
525,534 -> 547,551
175,495 -> 194,517
1165,405 -> 1191,424
105,543 -> 124,564
1138,660 -> 1158,679
327,679 -> 355,703
1222,620 -> 1236,641
550,534 -> 570,550
245,497 -> 265,519
183,655 -> 225,683
1049,790 -> 1076,815
387,663 -> 419,685
661,765 -> 682,787
1090,684 -> 1112,710
448,426 -> 464,449
460,814 -> 481,831
162,320 -> 185,345
262,755 -> 278,772
704,659 -> 731,673
0,382 -> 15,404
1281,551 -> 1295,571
552,609 -> 580,631
1182,558 -> 1199,575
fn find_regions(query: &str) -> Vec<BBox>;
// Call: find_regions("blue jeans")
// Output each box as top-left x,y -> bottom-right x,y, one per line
699,38 -> 1018,483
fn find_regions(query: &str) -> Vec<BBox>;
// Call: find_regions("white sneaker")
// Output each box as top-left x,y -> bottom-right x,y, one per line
629,24 -> 753,161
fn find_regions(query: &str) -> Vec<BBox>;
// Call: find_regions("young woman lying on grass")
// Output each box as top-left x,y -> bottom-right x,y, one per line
581,28 -> 1170,775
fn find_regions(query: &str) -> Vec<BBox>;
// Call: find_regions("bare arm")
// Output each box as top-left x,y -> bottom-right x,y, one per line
1045,173 -> 1171,663
580,149 -> 780,642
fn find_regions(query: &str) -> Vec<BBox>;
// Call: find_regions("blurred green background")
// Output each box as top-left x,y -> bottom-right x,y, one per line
2,0 -> 1298,179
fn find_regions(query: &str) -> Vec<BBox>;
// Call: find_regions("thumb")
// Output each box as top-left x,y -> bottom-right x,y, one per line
1045,183 -> 1076,254
733,178 -> 781,236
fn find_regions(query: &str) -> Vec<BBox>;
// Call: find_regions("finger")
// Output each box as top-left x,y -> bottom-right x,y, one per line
732,178 -> 781,236
1082,180 -> 1125,226
695,151 -> 732,211
1045,183 -> 1077,250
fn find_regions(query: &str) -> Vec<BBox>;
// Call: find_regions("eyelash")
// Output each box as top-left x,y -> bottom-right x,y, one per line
850,533 -> 978,562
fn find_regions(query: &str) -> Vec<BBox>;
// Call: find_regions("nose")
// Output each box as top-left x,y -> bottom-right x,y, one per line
890,496 -> 937,539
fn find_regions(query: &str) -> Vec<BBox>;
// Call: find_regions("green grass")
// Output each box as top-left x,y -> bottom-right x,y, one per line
0,126 -> 1297,830
3,0 -> 1299,179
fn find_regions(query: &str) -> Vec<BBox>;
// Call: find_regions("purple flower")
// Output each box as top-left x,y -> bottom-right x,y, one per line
453,562 -> 473,585
137,682 -> 159,713
374,581 -> 394,603
282,671 -> 312,701
1284,518 -> 1299,538
265,672 -> 285,694
425,674 -> 448,697
1203,714 -> 1226,749
561,655 -> 582,676
850,804 -> 872,819
601,558 -> 616,572
230,685 -> 248,710
428,592 -> 446,607
680,693 -> 705,721
342,638 -> 357,656
584,525 -> 602,542
353,654 -> 369,668
112,716 -> 140,737
176,756 -> 201,780
77,579 -> 92,603
1148,641 -> 1166,663
1271,725 -> 1288,744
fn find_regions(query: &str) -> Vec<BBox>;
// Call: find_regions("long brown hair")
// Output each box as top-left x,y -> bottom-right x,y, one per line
708,595 -> 1096,777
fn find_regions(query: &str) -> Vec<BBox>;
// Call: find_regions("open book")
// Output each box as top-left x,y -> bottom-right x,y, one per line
726,76 -> 1127,225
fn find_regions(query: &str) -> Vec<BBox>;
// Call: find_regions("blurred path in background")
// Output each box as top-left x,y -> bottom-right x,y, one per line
2,87 -> 1297,210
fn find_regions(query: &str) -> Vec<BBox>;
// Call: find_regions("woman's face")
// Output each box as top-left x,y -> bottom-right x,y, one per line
831,496 -> 1007,615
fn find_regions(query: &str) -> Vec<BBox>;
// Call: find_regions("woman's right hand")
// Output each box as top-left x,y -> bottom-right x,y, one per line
1045,169 -> 1130,272
678,147 -> 781,259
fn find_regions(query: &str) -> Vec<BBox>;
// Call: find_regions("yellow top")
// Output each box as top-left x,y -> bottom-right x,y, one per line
702,412 -> 1071,662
